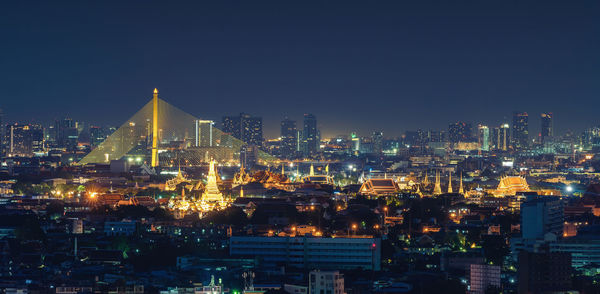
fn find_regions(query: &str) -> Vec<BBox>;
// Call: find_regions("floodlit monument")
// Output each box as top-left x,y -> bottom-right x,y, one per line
202,159 -> 224,203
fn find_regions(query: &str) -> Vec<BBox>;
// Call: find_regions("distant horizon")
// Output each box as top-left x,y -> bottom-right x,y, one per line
0,92 -> 578,140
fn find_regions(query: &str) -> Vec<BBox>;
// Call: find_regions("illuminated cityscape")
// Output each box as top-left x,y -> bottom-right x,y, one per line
1,1 -> 600,294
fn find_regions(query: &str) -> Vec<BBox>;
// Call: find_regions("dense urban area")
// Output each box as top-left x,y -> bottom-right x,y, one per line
1,93 -> 600,294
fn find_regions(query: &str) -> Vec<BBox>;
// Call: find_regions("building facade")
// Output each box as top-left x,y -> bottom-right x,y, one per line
230,235 -> 381,270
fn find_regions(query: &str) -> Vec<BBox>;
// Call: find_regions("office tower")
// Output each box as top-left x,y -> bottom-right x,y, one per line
241,113 -> 263,146
518,251 -> 572,294
309,270 -> 345,294
89,126 -> 105,147
477,125 -> 490,151
540,112 -> 553,144
55,117 -> 78,150
195,120 -> 214,147
521,196 -> 563,240
350,132 -> 360,153
6,123 -> 44,156
448,122 -> 473,143
240,144 -> 258,168
427,129 -> 445,143
469,264 -> 501,294
372,130 -> 383,154
512,112 -> 529,149
491,124 -> 510,151
280,117 -> 297,157
222,115 -> 240,139
302,113 -> 318,156
222,113 -> 263,146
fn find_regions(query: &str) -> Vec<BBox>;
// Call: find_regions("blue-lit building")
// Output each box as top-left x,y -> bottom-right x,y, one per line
230,235 -> 381,270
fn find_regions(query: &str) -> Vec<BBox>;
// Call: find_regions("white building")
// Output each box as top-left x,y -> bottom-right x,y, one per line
309,270 -> 344,294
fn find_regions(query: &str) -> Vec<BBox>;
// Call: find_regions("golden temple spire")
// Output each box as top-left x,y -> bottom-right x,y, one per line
423,170 -> 429,186
310,164 -> 315,176
240,186 -> 244,198
281,163 -> 285,175
434,169 -> 442,195
459,172 -> 464,194
325,164 -> 329,175
447,171 -> 453,193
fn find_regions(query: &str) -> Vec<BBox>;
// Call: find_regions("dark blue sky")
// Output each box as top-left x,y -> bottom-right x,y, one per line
1,0 -> 599,138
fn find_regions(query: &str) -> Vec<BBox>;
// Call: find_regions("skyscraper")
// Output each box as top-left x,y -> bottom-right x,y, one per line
195,120 -> 214,147
221,113 -> 263,146
540,112 -> 553,144
6,123 -> 44,156
448,122 -> 473,143
372,130 -> 383,155
512,112 -> 529,149
222,115 -> 241,139
55,117 -> 78,150
280,117 -> 297,157
492,123 -> 510,151
302,113 -> 318,156
477,125 -> 490,151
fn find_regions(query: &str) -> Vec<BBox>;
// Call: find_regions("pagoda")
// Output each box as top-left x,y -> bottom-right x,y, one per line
201,159 -> 224,202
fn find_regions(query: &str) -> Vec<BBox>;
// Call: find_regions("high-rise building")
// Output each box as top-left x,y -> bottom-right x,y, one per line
221,115 -> 241,139
6,123 -> 44,156
302,113 -> 318,156
309,270 -> 345,294
350,132 -> 360,153
55,118 -> 78,150
540,112 -> 553,144
372,131 -> 383,155
222,113 -> 263,146
477,125 -> 490,151
512,112 -> 529,149
448,122 -> 473,143
280,118 -> 297,157
518,251 -> 573,294
240,144 -> 258,168
469,264 -> 501,294
491,124 -> 510,151
195,120 -> 214,147
521,196 -> 563,240
89,126 -> 106,147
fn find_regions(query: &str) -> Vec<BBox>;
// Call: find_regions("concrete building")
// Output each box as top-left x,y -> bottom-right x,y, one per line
518,251 -> 572,294
469,264 -> 501,294
309,270 -> 344,294
230,235 -> 380,270
550,226 -> 600,269
104,221 -> 137,236
521,196 -> 563,240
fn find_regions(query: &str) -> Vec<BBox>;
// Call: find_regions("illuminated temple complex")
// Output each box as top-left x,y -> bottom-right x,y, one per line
492,176 -> 530,196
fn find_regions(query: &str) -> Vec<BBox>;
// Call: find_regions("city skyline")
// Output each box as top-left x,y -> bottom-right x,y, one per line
1,1 -> 599,137
0,91 -> 577,140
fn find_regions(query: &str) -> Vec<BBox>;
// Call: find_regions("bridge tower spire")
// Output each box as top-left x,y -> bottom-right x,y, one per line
151,88 -> 159,167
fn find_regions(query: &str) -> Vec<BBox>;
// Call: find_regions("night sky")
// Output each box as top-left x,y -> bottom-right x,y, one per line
1,1 -> 599,138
